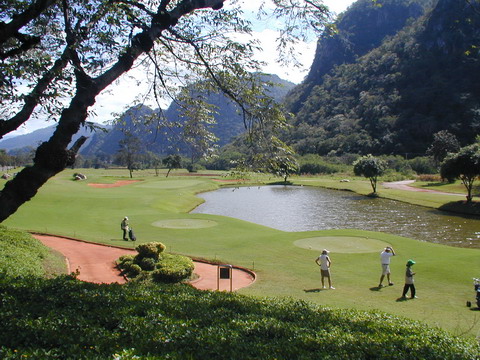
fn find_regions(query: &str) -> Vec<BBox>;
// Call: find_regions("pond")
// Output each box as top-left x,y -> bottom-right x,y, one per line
191,185 -> 480,249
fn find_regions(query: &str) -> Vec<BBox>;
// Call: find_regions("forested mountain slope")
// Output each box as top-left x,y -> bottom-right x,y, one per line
286,0 -> 480,156
80,74 -> 294,157
285,0 -> 429,114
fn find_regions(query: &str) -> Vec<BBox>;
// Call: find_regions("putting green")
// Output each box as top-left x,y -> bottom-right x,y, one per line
152,219 -> 218,229
294,236 -> 391,253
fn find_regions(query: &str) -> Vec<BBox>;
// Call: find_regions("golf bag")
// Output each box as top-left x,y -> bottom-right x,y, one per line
128,228 -> 137,241
467,278 -> 480,308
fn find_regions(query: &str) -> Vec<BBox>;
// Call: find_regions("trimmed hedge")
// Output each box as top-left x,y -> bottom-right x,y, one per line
117,242 -> 194,283
0,276 -> 478,359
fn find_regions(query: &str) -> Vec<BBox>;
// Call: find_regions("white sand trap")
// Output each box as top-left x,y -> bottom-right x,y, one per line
294,236 -> 391,253
152,219 -> 218,229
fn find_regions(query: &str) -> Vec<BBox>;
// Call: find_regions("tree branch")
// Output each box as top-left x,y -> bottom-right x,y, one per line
0,0 -> 59,45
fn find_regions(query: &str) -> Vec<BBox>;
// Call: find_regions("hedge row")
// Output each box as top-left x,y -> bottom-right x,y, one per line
0,275 -> 478,359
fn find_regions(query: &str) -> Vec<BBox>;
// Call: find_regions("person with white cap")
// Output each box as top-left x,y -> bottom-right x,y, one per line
379,246 -> 396,287
315,249 -> 334,289
121,216 -> 129,241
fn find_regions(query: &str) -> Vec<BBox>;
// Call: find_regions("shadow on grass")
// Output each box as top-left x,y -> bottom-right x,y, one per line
369,286 -> 382,291
304,288 -> 323,293
396,296 -> 408,302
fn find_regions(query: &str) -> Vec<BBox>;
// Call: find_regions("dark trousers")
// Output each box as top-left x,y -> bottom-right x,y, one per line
402,283 -> 416,298
122,229 -> 127,240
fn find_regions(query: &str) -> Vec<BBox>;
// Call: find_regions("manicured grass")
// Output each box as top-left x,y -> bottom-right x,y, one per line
0,226 -> 66,278
3,169 -> 480,337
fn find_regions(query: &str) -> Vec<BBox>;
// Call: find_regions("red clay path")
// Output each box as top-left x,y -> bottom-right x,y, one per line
33,234 -> 255,291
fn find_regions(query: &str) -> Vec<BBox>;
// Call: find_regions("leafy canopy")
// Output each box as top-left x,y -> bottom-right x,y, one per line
0,0 -> 331,222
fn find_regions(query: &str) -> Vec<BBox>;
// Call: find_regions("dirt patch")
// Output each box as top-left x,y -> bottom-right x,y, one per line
88,180 -> 141,188
32,234 -> 255,291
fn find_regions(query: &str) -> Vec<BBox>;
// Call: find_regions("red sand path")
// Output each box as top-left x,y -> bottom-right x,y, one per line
33,234 -> 255,291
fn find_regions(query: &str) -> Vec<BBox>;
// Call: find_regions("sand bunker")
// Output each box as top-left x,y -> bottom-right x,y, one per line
294,236 -> 390,253
152,219 -> 218,229
88,180 -> 140,188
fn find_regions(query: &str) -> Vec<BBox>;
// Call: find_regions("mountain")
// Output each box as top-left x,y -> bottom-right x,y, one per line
285,0 -> 480,156
81,73 -> 295,156
0,125 -> 100,153
285,0 -> 429,114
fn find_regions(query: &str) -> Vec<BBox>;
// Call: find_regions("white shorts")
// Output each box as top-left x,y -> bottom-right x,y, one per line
381,264 -> 390,275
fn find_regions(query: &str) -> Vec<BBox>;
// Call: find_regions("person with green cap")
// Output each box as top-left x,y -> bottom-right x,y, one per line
401,259 -> 417,299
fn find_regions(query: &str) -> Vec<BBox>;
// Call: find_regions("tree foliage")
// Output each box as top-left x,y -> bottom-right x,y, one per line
440,143 -> 480,202
353,154 -> 386,194
426,130 -> 461,165
115,132 -> 142,178
0,0 -> 331,222
162,154 -> 182,177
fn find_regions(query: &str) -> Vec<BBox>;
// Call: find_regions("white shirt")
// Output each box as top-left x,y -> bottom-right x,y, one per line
317,254 -> 330,270
380,251 -> 393,265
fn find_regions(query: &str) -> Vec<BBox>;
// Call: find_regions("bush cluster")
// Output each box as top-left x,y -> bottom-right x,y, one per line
117,242 -> 194,283
298,154 -> 347,175
0,276 -> 478,359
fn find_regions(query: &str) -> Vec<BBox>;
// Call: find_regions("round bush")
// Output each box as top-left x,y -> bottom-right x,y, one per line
135,242 -> 166,260
152,254 -> 194,283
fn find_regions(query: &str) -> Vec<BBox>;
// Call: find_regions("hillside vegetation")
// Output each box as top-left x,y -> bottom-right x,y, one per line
286,0 -> 480,156
0,227 -> 479,359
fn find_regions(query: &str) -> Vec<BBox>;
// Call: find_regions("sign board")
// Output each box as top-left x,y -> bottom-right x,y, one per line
219,267 -> 231,279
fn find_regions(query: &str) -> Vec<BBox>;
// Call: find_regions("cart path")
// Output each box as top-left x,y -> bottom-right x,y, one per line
382,180 -> 464,196
33,234 -> 255,291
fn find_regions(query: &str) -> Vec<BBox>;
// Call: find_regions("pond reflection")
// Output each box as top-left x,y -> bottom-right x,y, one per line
191,185 -> 480,248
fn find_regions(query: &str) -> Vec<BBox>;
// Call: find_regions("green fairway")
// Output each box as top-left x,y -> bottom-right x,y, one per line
2,168 -> 480,338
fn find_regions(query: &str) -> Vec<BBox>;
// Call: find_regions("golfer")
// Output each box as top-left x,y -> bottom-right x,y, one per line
401,259 -> 417,299
121,216 -> 129,241
379,246 -> 395,287
315,249 -> 335,289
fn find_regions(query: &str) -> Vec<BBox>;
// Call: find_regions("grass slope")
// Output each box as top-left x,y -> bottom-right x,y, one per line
2,169 -> 480,338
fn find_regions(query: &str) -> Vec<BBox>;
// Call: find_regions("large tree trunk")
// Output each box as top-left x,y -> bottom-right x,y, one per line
0,0 -> 225,223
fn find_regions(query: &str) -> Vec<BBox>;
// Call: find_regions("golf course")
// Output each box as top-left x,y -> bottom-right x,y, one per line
2,167 -> 479,340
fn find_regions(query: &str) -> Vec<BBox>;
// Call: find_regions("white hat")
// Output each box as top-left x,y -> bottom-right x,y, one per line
124,216 -> 128,220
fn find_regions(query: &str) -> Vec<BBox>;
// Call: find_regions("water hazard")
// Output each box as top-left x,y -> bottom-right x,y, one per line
191,185 -> 480,249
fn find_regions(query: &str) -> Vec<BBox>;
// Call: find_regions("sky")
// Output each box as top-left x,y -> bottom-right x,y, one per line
7,0 -> 355,137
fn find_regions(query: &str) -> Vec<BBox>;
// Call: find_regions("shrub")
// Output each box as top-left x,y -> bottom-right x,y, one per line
409,156 -> 437,174
0,277 -> 479,359
298,154 -> 345,174
152,254 -> 194,283
417,174 -> 442,182
117,242 -> 193,283
139,257 -> 156,271
135,242 -> 165,260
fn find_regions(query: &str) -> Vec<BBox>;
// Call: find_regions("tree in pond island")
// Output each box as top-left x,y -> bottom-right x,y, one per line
440,143 -> 480,203
353,154 -> 387,194
0,0 -> 332,222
